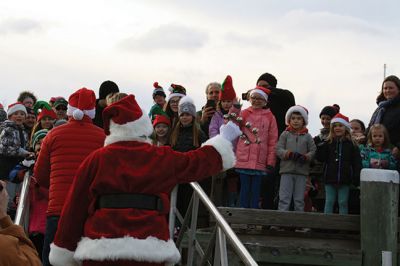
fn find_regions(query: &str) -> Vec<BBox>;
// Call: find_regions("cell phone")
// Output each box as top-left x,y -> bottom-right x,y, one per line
206,99 -> 216,109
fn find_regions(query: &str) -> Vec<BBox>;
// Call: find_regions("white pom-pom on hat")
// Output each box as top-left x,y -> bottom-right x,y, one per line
72,109 -> 84,120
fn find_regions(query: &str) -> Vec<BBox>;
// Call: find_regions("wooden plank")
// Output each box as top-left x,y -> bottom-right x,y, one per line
218,207 -> 360,231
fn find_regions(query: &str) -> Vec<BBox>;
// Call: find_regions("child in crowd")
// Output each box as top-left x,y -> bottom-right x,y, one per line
359,124 -> 397,170
164,84 -> 186,130
316,113 -> 361,214
276,105 -> 316,212
31,101 -> 57,142
148,82 -> 167,122
152,114 -> 171,146
209,75 -> 239,206
350,119 -> 366,145
232,86 -> 278,209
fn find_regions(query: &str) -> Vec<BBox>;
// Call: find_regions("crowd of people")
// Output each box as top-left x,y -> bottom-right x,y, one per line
0,72 -> 399,265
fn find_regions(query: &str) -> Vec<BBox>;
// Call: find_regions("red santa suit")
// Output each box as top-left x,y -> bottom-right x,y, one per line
49,95 -> 238,266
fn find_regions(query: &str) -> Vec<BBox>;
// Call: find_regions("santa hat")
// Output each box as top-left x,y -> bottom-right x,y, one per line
102,94 -> 153,146
331,113 -> 351,129
178,96 -> 196,117
67,88 -> 96,120
285,105 -> 309,126
219,75 -> 236,101
153,114 -> 171,127
152,82 -> 166,98
167,84 -> 186,101
7,102 -> 27,117
37,108 -> 57,121
250,86 -> 271,102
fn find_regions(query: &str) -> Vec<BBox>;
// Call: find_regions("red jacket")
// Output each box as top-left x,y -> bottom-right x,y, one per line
34,116 -> 105,216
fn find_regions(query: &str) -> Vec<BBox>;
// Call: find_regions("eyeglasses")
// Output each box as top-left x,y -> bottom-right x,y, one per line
56,106 -> 67,111
250,96 -> 265,101
169,100 -> 180,104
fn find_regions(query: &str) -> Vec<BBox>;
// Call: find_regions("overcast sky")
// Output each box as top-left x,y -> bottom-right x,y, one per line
1,0 -> 399,134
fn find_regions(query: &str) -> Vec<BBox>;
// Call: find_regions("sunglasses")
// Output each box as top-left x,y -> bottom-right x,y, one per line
56,106 -> 67,111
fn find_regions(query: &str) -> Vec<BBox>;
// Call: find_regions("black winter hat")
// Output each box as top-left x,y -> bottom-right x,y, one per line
319,105 -> 339,118
257,73 -> 278,88
99,80 -> 119,100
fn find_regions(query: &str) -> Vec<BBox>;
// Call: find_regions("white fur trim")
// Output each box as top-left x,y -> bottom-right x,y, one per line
7,104 -> 27,117
167,93 -> 185,101
67,104 -> 95,119
73,236 -> 181,264
104,111 -> 154,146
361,169 -> 399,183
331,117 -> 351,129
250,89 -> 268,102
285,105 -> 308,126
202,135 -> 236,170
49,243 -> 81,266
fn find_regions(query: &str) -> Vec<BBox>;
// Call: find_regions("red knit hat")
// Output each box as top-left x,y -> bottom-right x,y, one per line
67,88 -> 96,120
7,102 -> 27,117
152,114 -> 171,127
331,113 -> 351,129
219,75 -> 236,101
37,108 -> 57,121
102,95 -> 154,145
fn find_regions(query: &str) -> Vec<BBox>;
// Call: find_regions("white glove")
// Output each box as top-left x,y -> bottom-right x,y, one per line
22,159 -> 35,168
220,121 -> 242,142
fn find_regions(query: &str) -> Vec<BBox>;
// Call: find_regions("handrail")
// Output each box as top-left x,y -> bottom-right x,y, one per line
189,182 -> 258,266
14,171 -> 31,228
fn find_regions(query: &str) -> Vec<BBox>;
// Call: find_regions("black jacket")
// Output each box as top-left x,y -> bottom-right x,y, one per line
172,124 -> 207,152
316,138 -> 361,186
267,88 -> 295,135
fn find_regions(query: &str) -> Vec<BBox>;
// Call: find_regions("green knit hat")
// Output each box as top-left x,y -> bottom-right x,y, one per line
32,129 -> 49,149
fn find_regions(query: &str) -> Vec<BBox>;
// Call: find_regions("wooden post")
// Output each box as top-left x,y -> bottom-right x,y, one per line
360,169 -> 399,266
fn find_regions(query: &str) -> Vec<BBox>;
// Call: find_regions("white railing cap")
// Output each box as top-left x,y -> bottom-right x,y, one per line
360,169 -> 399,184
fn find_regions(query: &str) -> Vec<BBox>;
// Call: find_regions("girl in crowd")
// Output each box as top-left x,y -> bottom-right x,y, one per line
17,91 -> 37,109
31,101 -> 57,143
350,119 -> 366,145
316,113 -> 361,214
359,124 -> 397,170
164,84 -> 186,131
231,86 -> 278,209
152,114 -> 171,146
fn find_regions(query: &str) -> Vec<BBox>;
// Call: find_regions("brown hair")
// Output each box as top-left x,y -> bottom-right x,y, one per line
170,119 -> 200,148
327,122 -> 353,143
376,75 -> 400,103
151,124 -> 171,146
367,124 -> 391,149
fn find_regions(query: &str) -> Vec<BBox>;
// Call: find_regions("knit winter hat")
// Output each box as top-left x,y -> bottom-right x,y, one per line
319,105 -> 339,118
99,80 -> 120,100
257,73 -> 278,88
53,97 -> 68,108
7,102 -> 27,117
67,88 -> 96,120
219,75 -> 236,101
167,84 -> 186,101
152,82 -> 166,98
285,105 -> 309,126
153,114 -> 171,127
0,109 -> 7,123
178,96 -> 196,117
32,129 -> 48,149
331,113 -> 351,129
250,86 -> 271,102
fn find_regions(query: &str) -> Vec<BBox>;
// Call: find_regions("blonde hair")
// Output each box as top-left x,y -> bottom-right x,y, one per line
367,124 -> 391,149
327,122 -> 352,143
170,119 -> 200,148
106,93 -> 128,106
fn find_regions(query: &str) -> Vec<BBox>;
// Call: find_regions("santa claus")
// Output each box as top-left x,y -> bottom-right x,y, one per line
49,94 -> 241,266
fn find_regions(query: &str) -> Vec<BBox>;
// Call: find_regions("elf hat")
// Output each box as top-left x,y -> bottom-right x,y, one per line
37,108 -> 57,121
331,113 -> 351,129
7,102 -> 27,117
178,96 -> 196,117
153,114 -> 171,127
167,84 -> 186,101
219,75 -> 236,101
250,86 -> 271,102
102,94 -> 153,145
152,82 -> 166,98
285,105 -> 309,126
67,88 -> 96,120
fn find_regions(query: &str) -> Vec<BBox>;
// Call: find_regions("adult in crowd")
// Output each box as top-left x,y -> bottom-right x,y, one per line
256,72 -> 296,210
93,80 -> 120,128
368,75 -> 400,158
49,94 -> 240,266
197,82 -> 221,138
18,91 -> 37,109
148,82 -> 167,121
34,88 -> 106,266
24,107 -> 37,140
0,180 -> 42,266
52,97 -> 68,121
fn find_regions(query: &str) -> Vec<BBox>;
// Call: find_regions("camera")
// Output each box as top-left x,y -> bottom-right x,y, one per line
242,92 -> 249,101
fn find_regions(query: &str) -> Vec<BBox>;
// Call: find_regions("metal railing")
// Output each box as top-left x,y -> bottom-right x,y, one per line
170,182 -> 258,266
14,171 -> 31,231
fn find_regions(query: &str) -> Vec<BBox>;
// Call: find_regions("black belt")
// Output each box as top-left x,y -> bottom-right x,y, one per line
96,193 -> 163,212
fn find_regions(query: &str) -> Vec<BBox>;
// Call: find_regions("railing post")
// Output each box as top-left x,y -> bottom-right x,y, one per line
215,227 -> 228,266
187,193 -> 200,266
14,171 -> 31,228
169,185 -> 178,239
360,169 -> 398,266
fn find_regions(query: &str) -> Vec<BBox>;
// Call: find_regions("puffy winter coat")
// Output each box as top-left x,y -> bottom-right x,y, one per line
359,144 -> 397,170
34,116 -> 105,216
234,107 -> 278,171
209,110 -> 225,138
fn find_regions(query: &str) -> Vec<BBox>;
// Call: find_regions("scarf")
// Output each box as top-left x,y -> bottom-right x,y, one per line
285,126 -> 308,134
369,96 -> 400,127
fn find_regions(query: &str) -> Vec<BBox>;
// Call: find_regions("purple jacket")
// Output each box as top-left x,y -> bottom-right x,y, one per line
209,111 -> 225,138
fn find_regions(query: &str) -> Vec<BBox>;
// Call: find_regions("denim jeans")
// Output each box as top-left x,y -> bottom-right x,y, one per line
42,216 -> 60,266
324,184 -> 350,214
239,173 -> 263,208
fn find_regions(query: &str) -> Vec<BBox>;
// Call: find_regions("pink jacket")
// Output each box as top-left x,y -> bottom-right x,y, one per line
234,107 -> 278,171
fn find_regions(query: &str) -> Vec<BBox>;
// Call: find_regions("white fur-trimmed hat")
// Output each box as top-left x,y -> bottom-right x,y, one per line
67,88 -> 96,120
7,102 -> 27,117
285,105 -> 309,126
331,113 -> 351,129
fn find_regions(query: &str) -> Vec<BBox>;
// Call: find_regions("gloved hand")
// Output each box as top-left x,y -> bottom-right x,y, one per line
292,152 -> 302,161
297,154 -> 308,164
220,121 -> 242,142
22,159 -> 35,168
